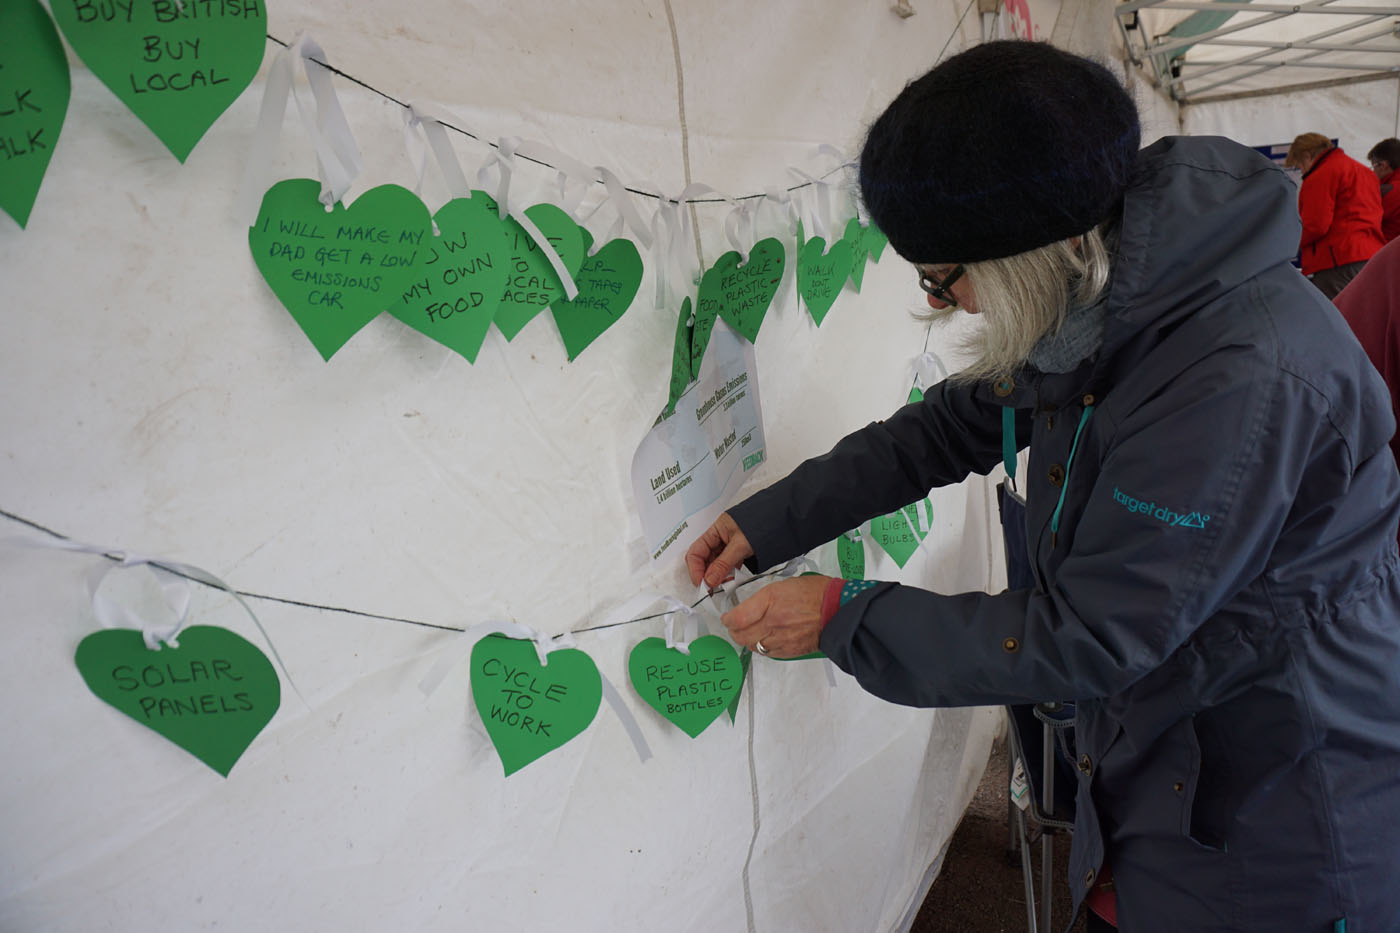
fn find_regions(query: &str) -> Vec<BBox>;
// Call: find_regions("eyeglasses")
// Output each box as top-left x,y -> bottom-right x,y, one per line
918,264 -> 965,305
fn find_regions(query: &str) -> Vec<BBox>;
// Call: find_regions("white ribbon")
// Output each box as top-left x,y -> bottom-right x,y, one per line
590,167 -> 654,250
477,139 -> 580,300
789,167 -> 834,242
723,200 -> 758,264
762,185 -> 800,241
3,534 -> 306,705
236,34 -> 362,225
660,598 -> 700,655
407,101 -> 475,201
512,139 -> 600,222
911,350 -> 949,393
401,109 -> 431,202
647,182 -> 726,309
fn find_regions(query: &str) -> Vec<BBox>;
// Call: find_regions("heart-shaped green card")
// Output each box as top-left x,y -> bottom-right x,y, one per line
689,281 -> 719,375
487,199 -> 585,340
628,636 -> 741,738
697,238 -> 786,345
550,229 -> 643,361
664,296 -> 694,419
75,625 -> 280,777
870,498 -> 935,568
797,224 -> 856,326
470,635 -> 601,776
388,192 -> 511,363
50,0 -> 266,162
842,218 -> 889,291
1,1 -> 70,228
249,179 -> 433,361
837,531 -> 865,580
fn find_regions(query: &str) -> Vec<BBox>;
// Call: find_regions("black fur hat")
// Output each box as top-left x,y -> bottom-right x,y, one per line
858,41 -> 1140,264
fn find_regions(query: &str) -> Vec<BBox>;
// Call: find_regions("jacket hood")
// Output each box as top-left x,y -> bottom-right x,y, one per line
1100,136 -> 1302,363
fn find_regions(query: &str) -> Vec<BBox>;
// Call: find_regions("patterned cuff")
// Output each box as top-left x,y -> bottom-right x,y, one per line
820,578 -> 882,626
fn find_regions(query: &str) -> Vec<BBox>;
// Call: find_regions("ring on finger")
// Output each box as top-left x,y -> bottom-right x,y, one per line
754,638 -> 770,656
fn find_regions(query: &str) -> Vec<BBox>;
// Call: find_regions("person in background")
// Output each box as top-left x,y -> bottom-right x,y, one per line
1367,137 -> 1400,243
1335,237 -> 1400,550
687,41 -> 1400,932
1285,132 -> 1385,298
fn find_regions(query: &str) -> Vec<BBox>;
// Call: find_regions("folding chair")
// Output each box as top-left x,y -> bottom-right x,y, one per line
1005,700 -> 1078,933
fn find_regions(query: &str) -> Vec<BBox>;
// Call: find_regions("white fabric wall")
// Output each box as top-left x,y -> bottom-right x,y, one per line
1,2 -> 1029,931
1182,77 -> 1400,155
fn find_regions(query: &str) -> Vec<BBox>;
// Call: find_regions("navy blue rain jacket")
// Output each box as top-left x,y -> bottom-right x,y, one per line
729,137 -> 1400,932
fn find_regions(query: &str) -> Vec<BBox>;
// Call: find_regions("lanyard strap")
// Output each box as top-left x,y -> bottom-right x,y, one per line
1002,406 -> 1018,483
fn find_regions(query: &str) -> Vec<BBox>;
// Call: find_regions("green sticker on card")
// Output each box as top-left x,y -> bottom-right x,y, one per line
629,636 -> 742,738
470,635 -> 601,776
248,179 -> 432,361
0,1 -> 70,228
387,191 -> 511,363
50,0 -> 266,161
75,625 -> 280,777
550,229 -> 643,361
697,238 -> 786,344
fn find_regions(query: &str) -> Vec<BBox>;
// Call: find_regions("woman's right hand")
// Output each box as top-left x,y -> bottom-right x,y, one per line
685,512 -> 755,588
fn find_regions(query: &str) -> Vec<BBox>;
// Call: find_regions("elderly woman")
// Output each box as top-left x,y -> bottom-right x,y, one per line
686,42 -> 1400,931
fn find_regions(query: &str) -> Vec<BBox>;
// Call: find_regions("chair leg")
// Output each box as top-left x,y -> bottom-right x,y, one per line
1016,808 -> 1039,933
1007,738 -> 1019,856
1040,829 -> 1054,933
1040,719 -> 1056,933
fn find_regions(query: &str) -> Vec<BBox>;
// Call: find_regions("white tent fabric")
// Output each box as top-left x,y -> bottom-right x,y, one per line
1182,75 -> 1400,157
2,2 -> 1034,930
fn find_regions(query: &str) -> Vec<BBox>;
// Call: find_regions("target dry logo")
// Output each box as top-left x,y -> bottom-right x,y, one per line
1112,487 -> 1212,529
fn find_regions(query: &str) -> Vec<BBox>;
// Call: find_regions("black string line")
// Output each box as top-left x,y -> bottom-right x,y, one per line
264,33 -> 852,206
0,507 -> 792,638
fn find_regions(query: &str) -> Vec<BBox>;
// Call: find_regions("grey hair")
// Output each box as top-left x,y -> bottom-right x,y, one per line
923,224 -> 1114,384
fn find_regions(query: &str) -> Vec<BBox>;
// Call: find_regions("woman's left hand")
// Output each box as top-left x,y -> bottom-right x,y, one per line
721,575 -> 832,658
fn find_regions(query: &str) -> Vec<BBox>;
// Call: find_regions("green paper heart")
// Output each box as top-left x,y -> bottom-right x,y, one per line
797,232 -> 856,326
697,238 -> 786,344
837,531 -> 865,580
488,200 -> 585,340
629,636 -> 741,738
664,296 -> 694,419
842,218 -> 889,291
690,279 -> 719,374
550,229 -> 643,361
249,179 -> 432,361
50,0 -> 266,162
470,635 -> 601,776
869,498 -> 935,569
388,192 -> 511,363
0,1 -> 70,228
75,625 -> 280,777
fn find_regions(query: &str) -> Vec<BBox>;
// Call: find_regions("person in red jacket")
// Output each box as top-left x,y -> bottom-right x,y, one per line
1335,237 -> 1400,551
1285,132 -> 1385,298
1368,137 -> 1400,243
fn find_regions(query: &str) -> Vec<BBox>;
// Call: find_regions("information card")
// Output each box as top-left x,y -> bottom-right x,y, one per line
632,318 -> 766,562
